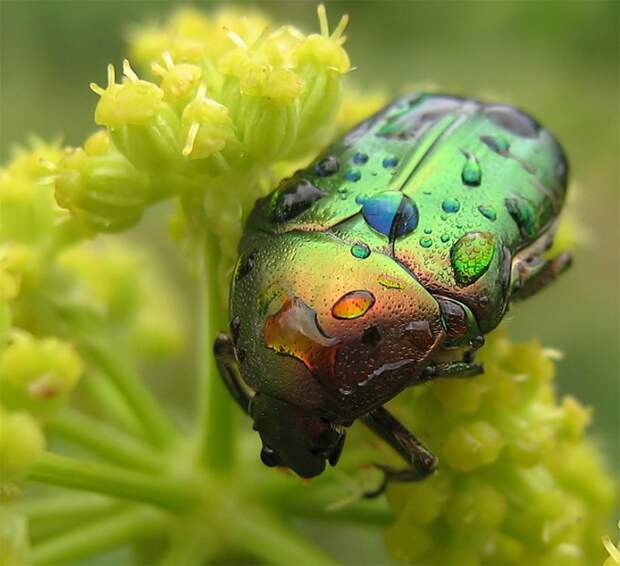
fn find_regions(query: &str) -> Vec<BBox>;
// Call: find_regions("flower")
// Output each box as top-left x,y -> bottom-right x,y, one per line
380,330 -> 616,565
0,334 -> 83,417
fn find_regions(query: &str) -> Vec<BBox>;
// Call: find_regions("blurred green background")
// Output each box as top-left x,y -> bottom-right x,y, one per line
1,0 -> 618,482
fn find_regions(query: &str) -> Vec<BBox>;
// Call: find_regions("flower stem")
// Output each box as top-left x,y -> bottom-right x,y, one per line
81,340 -> 177,449
30,506 -> 166,566
17,494 -> 124,543
80,372 -> 144,438
234,511 -> 339,566
196,227 -> 237,471
48,409 -> 164,472
27,453 -> 196,512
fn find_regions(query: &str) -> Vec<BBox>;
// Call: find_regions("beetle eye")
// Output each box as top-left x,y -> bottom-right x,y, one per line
260,446 -> 281,467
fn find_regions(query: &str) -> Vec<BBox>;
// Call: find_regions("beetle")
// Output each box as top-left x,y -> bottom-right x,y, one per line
214,93 -> 570,491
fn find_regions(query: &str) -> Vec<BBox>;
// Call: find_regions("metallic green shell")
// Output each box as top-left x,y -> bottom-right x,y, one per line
232,93 -> 567,419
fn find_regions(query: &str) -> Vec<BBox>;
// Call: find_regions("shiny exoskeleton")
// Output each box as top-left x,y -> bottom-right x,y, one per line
215,93 -> 570,490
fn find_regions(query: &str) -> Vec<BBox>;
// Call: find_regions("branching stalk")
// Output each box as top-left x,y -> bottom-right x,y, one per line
30,506 -> 166,566
80,340 -> 178,448
196,226 -> 237,471
48,410 -> 164,472
27,453 -> 196,512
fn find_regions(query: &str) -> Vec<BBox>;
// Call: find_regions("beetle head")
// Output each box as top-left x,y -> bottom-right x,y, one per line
250,392 -> 344,478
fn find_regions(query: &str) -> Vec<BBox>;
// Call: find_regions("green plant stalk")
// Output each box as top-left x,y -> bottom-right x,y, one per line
196,227 -> 237,471
30,506 -> 166,566
80,340 -> 178,448
48,409 -> 164,472
158,532 -> 206,566
233,511 -> 340,566
80,373 -> 145,438
17,493 -> 117,524
18,494 -> 125,543
27,452 -> 195,512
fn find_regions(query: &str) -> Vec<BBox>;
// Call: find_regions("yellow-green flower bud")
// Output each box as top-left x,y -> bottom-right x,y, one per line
293,5 -> 350,73
0,334 -> 83,417
0,168 -> 58,244
289,6 -> 351,155
152,54 -> 203,106
0,405 -> 45,481
84,130 -> 111,157
91,61 -> 183,172
442,420 -> 504,471
379,330 -> 615,565
55,146 -> 150,233
0,245 -> 40,300
181,85 -> 237,160
92,63 -> 164,127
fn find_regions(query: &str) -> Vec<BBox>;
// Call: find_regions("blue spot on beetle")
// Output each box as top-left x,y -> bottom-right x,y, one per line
356,191 -> 418,240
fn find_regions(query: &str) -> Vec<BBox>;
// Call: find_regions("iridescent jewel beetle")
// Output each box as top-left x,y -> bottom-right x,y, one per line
215,93 -> 571,492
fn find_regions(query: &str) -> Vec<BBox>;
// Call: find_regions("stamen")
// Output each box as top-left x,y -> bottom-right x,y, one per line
196,83 -> 207,100
151,63 -> 167,77
317,4 -> 329,37
38,158 -> 58,172
122,59 -> 140,82
162,51 -> 175,70
89,82 -> 105,96
106,64 -> 116,87
183,122 -> 200,157
223,27 -> 247,49
331,13 -> 349,40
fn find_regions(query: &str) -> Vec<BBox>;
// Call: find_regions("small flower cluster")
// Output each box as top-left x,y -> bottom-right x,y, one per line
376,330 -> 615,565
54,6 -> 357,289
0,140 -> 183,488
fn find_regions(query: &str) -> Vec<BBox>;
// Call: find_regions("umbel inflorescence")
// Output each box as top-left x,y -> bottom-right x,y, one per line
0,5 -> 615,566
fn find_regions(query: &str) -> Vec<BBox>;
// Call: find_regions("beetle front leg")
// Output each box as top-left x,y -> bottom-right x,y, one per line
510,252 -> 572,301
360,406 -> 437,497
421,360 -> 484,381
214,333 -> 252,414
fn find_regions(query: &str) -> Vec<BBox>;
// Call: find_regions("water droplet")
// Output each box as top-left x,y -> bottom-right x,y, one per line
451,231 -> 495,286
264,296 -> 339,373
442,198 -> 460,213
270,179 -> 325,223
382,156 -> 399,168
480,134 -> 510,155
478,205 -> 497,221
353,152 -> 369,165
314,156 -> 340,177
345,169 -> 362,182
420,237 -> 433,248
461,152 -> 482,186
359,191 -> 419,239
424,227 -> 433,234
440,234 -> 450,243
505,195 -> 537,238
378,274 -> 403,289
332,290 -> 376,320
351,242 -> 371,259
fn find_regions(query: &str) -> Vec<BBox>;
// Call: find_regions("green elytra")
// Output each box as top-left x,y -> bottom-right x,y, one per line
215,94 -> 571,488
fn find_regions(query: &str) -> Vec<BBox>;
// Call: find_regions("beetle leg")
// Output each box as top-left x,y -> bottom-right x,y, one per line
510,252 -> 572,301
420,360 -> 484,381
360,406 -> 437,498
214,333 -> 253,414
